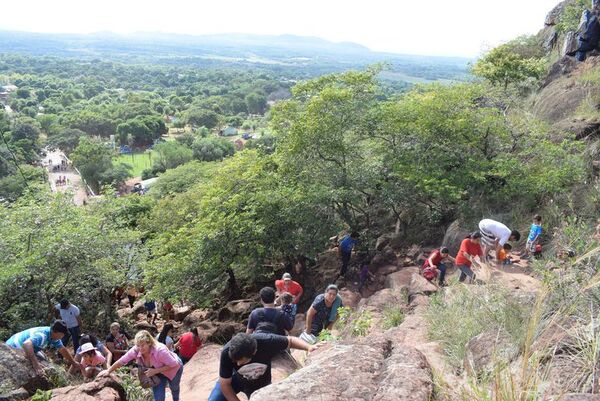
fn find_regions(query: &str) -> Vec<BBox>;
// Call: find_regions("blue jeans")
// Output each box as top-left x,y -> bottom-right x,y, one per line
152,364 -> 183,401
208,374 -> 251,401
458,264 -> 475,282
62,326 -> 81,351
437,263 -> 447,284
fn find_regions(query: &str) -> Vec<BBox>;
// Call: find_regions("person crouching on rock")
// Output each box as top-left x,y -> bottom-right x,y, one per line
78,342 -> 107,380
422,247 -> 455,287
99,330 -> 183,401
455,232 -> 484,283
304,284 -> 343,339
208,332 -> 316,401
5,320 -> 81,376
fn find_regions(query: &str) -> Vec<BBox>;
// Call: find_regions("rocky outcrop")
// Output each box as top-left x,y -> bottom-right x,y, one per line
49,377 -> 126,401
251,337 -> 433,401
216,299 -> 255,322
463,328 -> 519,378
545,0 -> 574,26
442,220 -> 470,256
0,342 -> 52,400
409,273 -> 438,299
195,321 -> 246,344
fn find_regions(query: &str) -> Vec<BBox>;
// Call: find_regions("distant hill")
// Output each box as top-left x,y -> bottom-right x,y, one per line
0,30 -> 472,82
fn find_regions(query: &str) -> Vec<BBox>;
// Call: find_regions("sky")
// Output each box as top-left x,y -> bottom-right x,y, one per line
0,0 -> 561,57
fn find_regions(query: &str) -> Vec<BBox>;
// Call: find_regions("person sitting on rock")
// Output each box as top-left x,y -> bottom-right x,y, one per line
174,327 -> 203,365
422,247 -> 455,286
274,272 -> 303,319
455,232 -> 483,283
304,284 -> 343,338
105,322 -> 130,359
157,323 -> 175,351
78,342 -> 107,380
478,218 -> 520,261
99,330 -> 183,401
6,320 -> 81,376
208,332 -> 316,401
247,287 -> 293,335
338,231 -> 359,277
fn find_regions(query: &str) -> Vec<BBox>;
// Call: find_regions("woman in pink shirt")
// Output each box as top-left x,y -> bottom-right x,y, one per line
99,330 -> 183,401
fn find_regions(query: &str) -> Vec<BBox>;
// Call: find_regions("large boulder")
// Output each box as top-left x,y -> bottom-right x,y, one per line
217,299 -> 256,322
182,309 -> 211,328
195,321 -> 245,344
0,342 -> 52,400
442,220 -> 471,256
384,266 -> 419,293
562,31 -> 579,57
49,377 -> 126,401
173,305 -> 193,322
546,0 -> 574,26
545,354 -> 592,395
463,328 -> 519,378
251,336 -> 432,401
408,273 -> 438,299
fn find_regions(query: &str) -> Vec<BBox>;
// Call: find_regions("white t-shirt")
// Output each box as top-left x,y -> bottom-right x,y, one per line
156,334 -> 174,350
479,219 -> 511,246
55,304 -> 80,329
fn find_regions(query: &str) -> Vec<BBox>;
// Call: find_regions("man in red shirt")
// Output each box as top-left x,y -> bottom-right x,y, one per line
455,232 -> 483,283
175,327 -> 202,365
422,247 -> 456,286
274,273 -> 303,318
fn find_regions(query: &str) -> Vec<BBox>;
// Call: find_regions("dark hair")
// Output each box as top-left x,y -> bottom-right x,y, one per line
534,214 -> 542,222
350,231 -> 360,238
79,334 -> 99,348
440,247 -> 450,254
281,292 -> 294,304
51,320 -> 68,335
470,231 -> 482,240
158,323 -> 174,345
503,243 -> 512,250
325,284 -> 339,293
511,230 -> 521,242
259,287 -> 276,304
59,299 -> 70,309
228,333 -> 257,362
191,327 -> 199,337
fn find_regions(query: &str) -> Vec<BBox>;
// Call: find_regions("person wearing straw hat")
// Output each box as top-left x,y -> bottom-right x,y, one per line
78,342 -> 107,379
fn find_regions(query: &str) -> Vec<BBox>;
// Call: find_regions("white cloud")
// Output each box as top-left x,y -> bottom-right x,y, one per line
0,0 -> 561,57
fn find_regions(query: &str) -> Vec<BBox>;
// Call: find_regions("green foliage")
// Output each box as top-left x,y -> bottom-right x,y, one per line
72,137 -> 131,193
152,141 -> 193,172
149,160 -> 218,198
426,285 -> 531,371
556,0 -> 589,34
472,41 -> 546,89
31,390 -> 52,401
382,305 -> 405,330
0,194 -> 144,334
338,306 -> 373,337
317,329 -> 336,342
191,136 -> 235,162
186,108 -> 220,129
116,367 -> 153,401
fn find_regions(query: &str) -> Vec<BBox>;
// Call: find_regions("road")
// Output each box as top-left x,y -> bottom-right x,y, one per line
42,149 -> 89,206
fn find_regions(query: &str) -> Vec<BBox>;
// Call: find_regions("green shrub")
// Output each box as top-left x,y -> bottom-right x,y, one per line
382,305 -> 405,330
556,0 -> 589,35
338,306 -> 373,337
117,368 -> 153,401
31,390 -> 52,401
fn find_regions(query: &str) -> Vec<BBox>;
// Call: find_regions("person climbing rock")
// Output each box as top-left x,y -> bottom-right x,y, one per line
174,327 -> 202,365
105,322 -> 130,359
455,232 -> 483,283
208,332 -> 316,401
156,323 -> 175,351
422,247 -> 456,286
338,231 -> 359,276
274,272 -> 303,319
304,284 -> 343,337
6,320 -> 81,376
54,298 -> 82,352
246,287 -> 293,335
478,218 -> 520,261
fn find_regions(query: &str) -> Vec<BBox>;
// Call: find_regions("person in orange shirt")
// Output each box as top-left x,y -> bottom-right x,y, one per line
455,232 -> 483,283
497,243 -> 512,265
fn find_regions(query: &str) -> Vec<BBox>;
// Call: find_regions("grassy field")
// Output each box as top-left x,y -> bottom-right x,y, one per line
114,151 -> 154,177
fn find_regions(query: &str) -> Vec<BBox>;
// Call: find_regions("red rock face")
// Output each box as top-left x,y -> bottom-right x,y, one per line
50,377 -> 126,401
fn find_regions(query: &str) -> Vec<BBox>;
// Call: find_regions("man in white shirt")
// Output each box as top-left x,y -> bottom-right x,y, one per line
478,219 -> 521,260
54,299 -> 82,351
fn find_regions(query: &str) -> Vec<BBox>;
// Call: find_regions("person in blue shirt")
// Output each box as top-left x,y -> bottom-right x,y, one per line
524,215 -> 542,259
6,320 -> 81,376
338,231 -> 359,276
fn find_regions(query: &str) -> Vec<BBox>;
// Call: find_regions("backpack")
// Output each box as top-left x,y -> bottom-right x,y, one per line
254,309 -> 285,334
422,266 -> 438,281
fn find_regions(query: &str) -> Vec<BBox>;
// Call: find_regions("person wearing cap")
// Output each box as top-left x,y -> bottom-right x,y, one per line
54,298 -> 82,352
78,342 -> 107,379
274,273 -> 303,318
6,320 -> 81,376
478,219 -> 521,261
304,284 -> 343,337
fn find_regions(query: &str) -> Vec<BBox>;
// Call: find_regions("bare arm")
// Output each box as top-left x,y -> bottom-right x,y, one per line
22,341 -> 44,375
288,336 -> 317,352
427,254 -> 437,268
58,347 -> 81,371
219,377 -> 242,401
295,288 -> 303,304
305,306 -> 316,334
102,347 -> 113,367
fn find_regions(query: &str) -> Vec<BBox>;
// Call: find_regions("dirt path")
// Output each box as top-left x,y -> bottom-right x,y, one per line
42,149 -> 88,205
